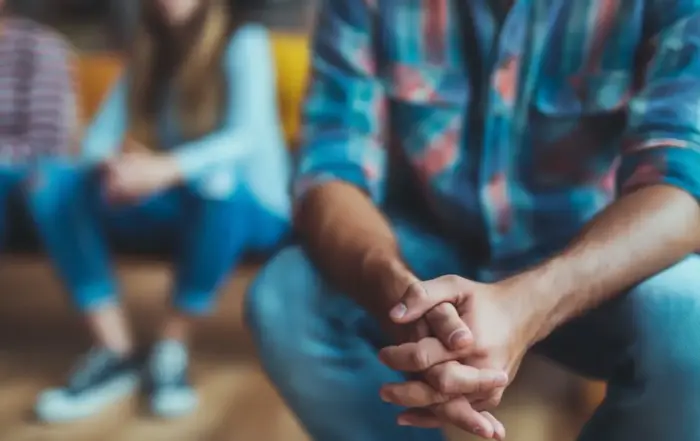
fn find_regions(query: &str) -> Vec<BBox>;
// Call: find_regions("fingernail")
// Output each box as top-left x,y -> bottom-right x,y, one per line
397,416 -> 410,426
389,303 -> 407,319
499,424 -> 507,440
492,371 -> 509,384
449,329 -> 471,348
379,388 -> 390,402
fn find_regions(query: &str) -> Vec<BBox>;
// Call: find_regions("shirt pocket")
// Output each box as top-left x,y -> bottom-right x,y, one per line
533,70 -> 633,116
383,63 -> 468,180
526,70 -> 632,187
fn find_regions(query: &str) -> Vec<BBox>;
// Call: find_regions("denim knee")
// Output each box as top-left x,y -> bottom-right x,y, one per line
244,246 -> 320,345
187,169 -> 239,203
25,163 -> 92,221
245,245 -> 378,399
246,244 -> 373,361
627,257 -> 700,399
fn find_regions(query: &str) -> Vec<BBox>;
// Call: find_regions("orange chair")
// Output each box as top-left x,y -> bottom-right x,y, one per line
76,54 -> 124,122
583,381 -> 606,415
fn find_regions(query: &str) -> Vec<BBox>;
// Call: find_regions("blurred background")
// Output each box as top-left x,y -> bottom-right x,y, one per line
0,1 -> 605,440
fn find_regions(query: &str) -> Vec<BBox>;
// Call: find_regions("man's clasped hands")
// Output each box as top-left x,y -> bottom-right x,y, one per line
378,274 -> 539,440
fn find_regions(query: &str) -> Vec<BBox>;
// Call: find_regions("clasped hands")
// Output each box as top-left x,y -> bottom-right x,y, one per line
378,275 -> 532,440
100,138 -> 182,203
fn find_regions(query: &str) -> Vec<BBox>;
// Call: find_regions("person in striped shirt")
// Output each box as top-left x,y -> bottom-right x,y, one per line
246,1 -> 700,440
0,3 -> 79,241
26,0 -> 291,422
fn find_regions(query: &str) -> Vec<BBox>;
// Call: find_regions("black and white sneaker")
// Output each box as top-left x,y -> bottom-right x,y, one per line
147,340 -> 198,418
35,347 -> 141,422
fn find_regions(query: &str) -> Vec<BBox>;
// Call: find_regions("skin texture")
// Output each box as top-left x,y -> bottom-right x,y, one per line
296,181 -> 510,436
297,181 -> 482,347
376,184 -> 700,438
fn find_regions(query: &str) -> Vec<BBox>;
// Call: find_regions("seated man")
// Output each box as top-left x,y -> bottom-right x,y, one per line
0,1 -> 79,239
246,1 -> 700,440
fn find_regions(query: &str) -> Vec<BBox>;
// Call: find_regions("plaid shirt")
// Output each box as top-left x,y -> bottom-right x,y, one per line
296,0 -> 700,271
0,18 -> 79,163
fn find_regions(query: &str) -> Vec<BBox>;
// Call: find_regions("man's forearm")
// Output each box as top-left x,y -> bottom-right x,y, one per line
506,185 -> 700,345
296,181 -> 416,316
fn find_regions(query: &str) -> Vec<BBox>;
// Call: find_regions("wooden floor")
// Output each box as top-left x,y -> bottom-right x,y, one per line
0,258 -> 590,441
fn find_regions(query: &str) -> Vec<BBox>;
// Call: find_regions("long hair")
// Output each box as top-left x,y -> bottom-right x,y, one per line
127,0 -> 237,149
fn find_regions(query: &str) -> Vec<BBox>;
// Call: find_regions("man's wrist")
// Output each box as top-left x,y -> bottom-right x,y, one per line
360,248 -> 418,319
497,266 -> 558,348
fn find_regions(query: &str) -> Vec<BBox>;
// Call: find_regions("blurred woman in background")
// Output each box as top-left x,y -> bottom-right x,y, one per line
29,0 -> 291,422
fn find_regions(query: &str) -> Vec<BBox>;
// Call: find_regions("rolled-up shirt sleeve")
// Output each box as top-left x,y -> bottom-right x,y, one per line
618,5 -> 700,202
294,0 -> 388,203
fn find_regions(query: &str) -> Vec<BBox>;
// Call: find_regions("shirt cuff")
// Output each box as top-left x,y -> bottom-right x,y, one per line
172,147 -> 204,183
617,145 -> 700,202
294,166 -> 377,202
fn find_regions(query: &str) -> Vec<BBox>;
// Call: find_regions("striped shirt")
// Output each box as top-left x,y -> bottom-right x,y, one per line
296,0 -> 700,276
0,18 -> 79,162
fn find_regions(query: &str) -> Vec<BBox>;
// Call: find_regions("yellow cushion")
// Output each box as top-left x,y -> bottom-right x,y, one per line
76,32 -> 310,148
270,33 -> 310,146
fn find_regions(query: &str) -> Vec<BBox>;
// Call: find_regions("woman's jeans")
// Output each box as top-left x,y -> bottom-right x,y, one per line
26,162 -> 288,315
0,165 -> 29,244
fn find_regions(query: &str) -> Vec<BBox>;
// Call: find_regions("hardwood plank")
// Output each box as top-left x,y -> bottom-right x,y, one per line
107,364 -> 259,441
210,370 -> 308,441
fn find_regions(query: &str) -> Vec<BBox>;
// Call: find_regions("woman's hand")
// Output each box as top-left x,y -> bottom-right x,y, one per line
103,151 -> 182,204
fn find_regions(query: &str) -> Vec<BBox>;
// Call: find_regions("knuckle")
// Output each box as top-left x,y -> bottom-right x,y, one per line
406,281 -> 429,302
443,274 -> 474,296
484,395 -> 502,409
435,365 -> 458,394
430,303 -> 454,318
476,371 -> 494,394
442,274 -> 463,288
435,392 -> 452,404
432,390 -> 450,404
437,374 -> 453,394
471,344 -> 490,358
424,366 -> 442,387
410,347 -> 431,370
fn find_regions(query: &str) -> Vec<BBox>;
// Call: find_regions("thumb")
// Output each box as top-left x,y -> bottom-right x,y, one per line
426,303 -> 473,350
389,276 -> 464,323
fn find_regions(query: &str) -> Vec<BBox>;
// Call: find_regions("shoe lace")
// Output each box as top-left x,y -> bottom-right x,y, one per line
68,348 -> 115,390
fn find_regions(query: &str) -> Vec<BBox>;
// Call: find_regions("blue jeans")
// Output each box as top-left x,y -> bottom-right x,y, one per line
27,162 -> 288,314
0,166 -> 28,244
245,215 -> 700,441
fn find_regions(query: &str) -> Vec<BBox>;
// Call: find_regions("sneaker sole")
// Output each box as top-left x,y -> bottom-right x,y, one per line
151,389 -> 198,419
35,372 -> 140,423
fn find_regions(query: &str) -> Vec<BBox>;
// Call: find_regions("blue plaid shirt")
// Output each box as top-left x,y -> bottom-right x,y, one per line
296,0 -> 700,273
